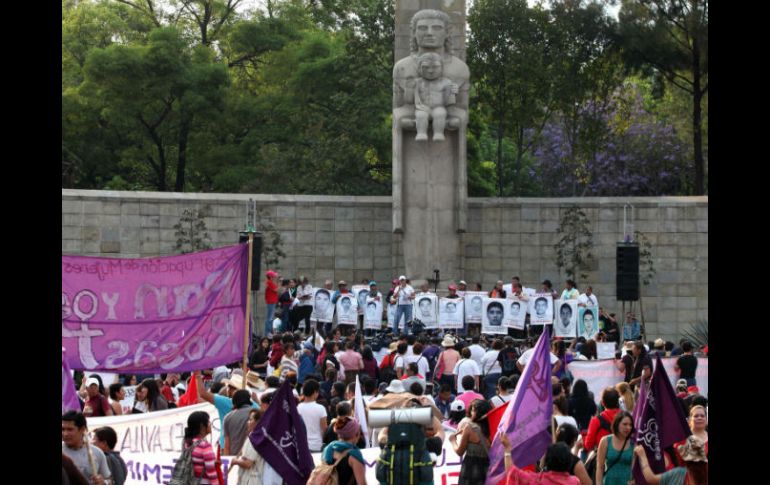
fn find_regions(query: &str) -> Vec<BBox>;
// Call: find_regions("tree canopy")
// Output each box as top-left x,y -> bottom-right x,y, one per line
62,0 -> 706,196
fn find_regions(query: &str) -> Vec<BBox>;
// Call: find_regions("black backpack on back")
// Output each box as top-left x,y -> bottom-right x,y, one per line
375,422 -> 433,485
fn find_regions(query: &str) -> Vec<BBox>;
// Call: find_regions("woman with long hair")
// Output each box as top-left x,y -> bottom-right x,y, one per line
595,411 -> 634,485
615,382 -> 635,413
449,399 -> 492,484
183,411 -> 219,485
319,416 -> 366,485
132,378 -> 168,413
360,345 -> 379,382
634,435 -> 708,485
568,379 -> 597,439
554,423 -> 592,485
248,337 -> 271,378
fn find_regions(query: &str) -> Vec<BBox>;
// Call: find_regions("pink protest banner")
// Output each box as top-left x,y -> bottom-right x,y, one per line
62,244 -> 248,373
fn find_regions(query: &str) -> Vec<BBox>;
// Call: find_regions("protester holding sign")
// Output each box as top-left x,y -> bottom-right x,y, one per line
62,411 -> 112,485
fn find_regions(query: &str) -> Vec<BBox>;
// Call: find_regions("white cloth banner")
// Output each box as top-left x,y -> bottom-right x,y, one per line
481,297 -> 507,335
336,294 -> 358,325
439,298 -> 464,329
463,292 -> 486,324
414,292 -> 439,329
569,357 -> 709,404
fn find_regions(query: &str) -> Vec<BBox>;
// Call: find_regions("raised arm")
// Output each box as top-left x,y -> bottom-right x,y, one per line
194,371 -> 215,405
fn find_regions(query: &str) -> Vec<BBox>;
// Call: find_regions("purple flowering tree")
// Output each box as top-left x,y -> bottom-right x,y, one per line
531,83 -> 689,196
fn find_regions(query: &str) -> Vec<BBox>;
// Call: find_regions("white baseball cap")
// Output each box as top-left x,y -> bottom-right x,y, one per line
399,275 -> 406,281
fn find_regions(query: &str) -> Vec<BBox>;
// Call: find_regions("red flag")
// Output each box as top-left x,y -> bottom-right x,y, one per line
215,444 -> 225,483
176,376 -> 198,407
485,400 -> 511,442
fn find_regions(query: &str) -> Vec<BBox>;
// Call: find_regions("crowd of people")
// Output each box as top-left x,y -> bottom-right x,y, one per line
62,272 -> 707,485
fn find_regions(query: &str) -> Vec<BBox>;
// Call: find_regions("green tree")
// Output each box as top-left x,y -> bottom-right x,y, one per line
554,206 -> 594,283
80,27 -> 230,191
619,0 -> 708,194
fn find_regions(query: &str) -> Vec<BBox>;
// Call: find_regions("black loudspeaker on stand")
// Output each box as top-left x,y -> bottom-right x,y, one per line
239,232 -> 263,291
616,243 -> 639,301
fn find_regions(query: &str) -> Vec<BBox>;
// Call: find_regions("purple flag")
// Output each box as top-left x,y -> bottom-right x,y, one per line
62,348 -> 81,413
62,244 -> 248,373
485,326 -> 553,485
632,354 -> 691,484
249,380 -> 313,485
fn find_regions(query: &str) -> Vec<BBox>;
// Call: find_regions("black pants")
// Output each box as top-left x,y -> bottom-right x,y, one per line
293,306 -> 313,333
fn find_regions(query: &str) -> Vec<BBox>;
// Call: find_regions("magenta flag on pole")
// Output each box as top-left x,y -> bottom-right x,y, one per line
485,326 -> 553,485
62,244 -> 249,373
632,354 -> 692,484
62,348 -> 81,413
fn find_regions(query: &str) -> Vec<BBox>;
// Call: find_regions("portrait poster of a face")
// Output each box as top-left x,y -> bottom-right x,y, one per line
336,294 -> 358,325
352,285 -> 369,315
311,288 -> 334,322
529,293 -> 553,325
363,297 -> 383,330
504,297 -> 527,330
413,292 -> 438,329
439,298 -> 464,329
578,306 -> 599,340
463,291 -> 487,324
554,299 -> 578,338
481,298 -> 507,335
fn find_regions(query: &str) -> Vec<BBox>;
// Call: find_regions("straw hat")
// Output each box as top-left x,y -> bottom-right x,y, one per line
654,338 -> 665,349
388,342 -> 399,352
223,374 -> 244,390
245,371 -> 266,391
442,335 -> 457,347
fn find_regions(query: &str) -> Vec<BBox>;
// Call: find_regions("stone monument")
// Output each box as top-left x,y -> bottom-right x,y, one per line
393,2 -> 469,283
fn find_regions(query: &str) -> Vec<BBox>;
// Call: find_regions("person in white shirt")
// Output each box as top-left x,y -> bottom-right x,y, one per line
391,276 -> 416,336
453,347 -> 481,393
295,276 -> 314,334
296,379 -> 328,452
578,285 -> 599,308
516,346 -> 560,374
404,342 -> 430,378
467,335 -> 485,366
489,375 -> 514,408
480,339 -> 503,399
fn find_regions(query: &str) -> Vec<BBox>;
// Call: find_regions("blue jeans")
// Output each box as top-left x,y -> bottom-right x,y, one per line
264,304 -> 276,336
280,308 -> 290,333
393,304 -> 412,336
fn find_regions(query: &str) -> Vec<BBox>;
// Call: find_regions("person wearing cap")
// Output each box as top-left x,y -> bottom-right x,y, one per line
456,280 -> 467,297
437,334 -> 461,393
83,377 -> 114,417
264,270 -> 280,337
674,341 -> 698,387
391,275 -> 416,337
446,399 -> 467,429
634,435 -> 708,485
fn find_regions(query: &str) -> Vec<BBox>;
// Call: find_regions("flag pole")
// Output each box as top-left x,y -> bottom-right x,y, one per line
241,232 -> 254,389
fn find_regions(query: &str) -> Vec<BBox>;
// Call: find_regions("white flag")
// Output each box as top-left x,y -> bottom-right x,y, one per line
354,376 -> 370,448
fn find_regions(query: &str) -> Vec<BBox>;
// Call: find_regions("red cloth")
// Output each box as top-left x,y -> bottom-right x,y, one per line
584,408 -> 621,451
498,466 -> 580,485
265,279 -> 279,304
269,342 -> 284,367
161,384 -> 175,405
177,376 -> 198,407
487,400 -> 511,441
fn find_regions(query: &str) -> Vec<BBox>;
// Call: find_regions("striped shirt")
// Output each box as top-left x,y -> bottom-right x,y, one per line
190,440 -> 219,484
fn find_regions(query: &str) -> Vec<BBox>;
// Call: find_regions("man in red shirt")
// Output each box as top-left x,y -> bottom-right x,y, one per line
83,377 -> 113,417
584,387 -> 621,452
263,270 -> 279,337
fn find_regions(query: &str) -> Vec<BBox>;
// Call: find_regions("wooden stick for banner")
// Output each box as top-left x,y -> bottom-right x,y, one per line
84,432 -> 97,478
241,233 -> 254,389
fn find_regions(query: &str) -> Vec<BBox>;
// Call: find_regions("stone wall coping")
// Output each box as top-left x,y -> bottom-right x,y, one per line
63,189 -> 707,207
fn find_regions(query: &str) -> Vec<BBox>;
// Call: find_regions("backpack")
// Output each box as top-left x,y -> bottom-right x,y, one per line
168,439 -> 203,485
583,414 -> 613,482
380,354 -> 398,384
375,422 -> 433,485
499,348 -> 519,376
307,449 -> 351,485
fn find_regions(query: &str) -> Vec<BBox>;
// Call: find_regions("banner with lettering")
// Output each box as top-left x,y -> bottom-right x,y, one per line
62,244 -> 248,373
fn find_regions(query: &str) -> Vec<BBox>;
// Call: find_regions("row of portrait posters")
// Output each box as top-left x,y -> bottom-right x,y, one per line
309,285 -> 599,337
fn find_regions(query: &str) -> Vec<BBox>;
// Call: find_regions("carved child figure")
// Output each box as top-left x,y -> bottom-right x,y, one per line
414,52 -> 458,141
